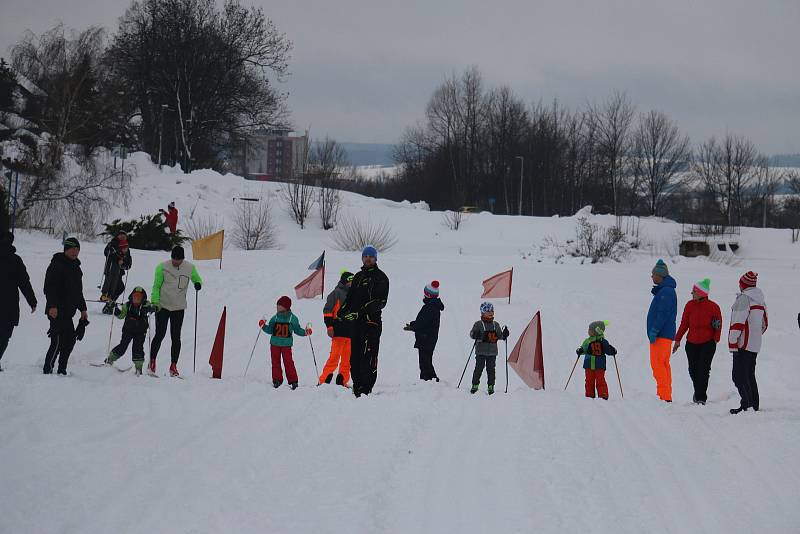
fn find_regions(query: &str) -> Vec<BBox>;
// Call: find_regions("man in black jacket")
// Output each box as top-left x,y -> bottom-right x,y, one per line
404,280 -> 444,381
0,232 -> 37,371
336,245 -> 389,397
100,231 -> 132,313
43,237 -> 88,375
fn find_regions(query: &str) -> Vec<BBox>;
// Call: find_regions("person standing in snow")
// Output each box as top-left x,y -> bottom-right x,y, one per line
728,271 -> 768,414
468,302 -> 509,395
335,245 -> 389,398
0,231 -> 37,371
575,321 -> 617,399
148,245 -> 202,377
42,237 -> 89,375
104,287 -> 156,375
319,271 -> 353,386
672,278 -> 723,405
159,202 -> 178,234
260,296 -> 311,389
100,230 -> 132,314
646,259 -> 677,402
404,280 -> 444,381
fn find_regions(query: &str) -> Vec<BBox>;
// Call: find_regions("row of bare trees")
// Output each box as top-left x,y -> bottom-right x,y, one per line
387,66 -> 797,228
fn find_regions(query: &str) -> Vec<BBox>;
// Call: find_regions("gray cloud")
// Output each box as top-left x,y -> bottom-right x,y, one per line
2,0 -> 798,151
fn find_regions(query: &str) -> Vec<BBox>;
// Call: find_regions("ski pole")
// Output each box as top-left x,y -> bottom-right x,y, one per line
457,342 -> 477,389
612,355 -> 624,398
193,288 -> 199,374
306,323 -> 319,377
244,327 -> 262,379
565,354 -> 580,390
106,309 -> 116,355
504,338 -> 509,394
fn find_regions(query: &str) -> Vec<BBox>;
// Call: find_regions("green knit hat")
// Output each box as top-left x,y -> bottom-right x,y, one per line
692,278 -> 711,297
63,237 -> 81,251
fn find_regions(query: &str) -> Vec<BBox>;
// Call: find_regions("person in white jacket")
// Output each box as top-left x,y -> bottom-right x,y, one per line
727,271 -> 768,414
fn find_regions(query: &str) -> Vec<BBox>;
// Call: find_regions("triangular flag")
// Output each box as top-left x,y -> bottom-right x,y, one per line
295,266 -> 325,299
481,268 -> 513,302
208,306 -> 226,379
192,230 -> 224,264
308,251 -> 325,271
507,311 -> 545,390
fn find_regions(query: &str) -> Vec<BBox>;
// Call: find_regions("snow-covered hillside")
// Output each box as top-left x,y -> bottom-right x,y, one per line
2,157 -> 799,533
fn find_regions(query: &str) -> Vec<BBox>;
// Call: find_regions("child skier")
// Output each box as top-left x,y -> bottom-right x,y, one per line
104,287 -> 155,375
259,296 -> 311,389
404,280 -> 444,381
469,302 -> 509,395
575,321 -> 618,399
320,271 -> 353,386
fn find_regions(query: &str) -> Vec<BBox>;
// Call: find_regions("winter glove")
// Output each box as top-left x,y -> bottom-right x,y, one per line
502,326 -> 510,339
258,319 -> 266,329
711,318 -> 722,330
647,331 -> 657,344
343,312 -> 358,321
305,328 -> 313,336
327,326 -> 334,338
194,282 -> 202,291
403,323 -> 413,331
75,318 -> 90,341
576,347 -> 583,356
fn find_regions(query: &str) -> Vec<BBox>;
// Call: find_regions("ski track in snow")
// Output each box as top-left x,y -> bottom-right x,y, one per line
2,160 -> 800,533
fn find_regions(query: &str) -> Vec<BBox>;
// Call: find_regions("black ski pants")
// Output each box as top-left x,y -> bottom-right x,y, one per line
43,315 -> 77,374
418,348 -> 438,380
150,309 -> 184,364
732,349 -> 759,411
112,331 -> 146,363
472,355 -> 497,386
349,321 -> 381,396
0,323 -> 13,364
102,262 -> 126,302
685,340 -> 716,403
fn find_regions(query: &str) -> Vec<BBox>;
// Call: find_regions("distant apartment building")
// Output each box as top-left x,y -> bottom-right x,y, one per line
239,129 -> 309,181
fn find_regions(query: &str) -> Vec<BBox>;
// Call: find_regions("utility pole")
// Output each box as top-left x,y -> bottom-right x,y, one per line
158,104 -> 168,170
515,155 -> 524,216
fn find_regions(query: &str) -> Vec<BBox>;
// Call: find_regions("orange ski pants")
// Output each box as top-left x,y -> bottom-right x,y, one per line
650,337 -> 673,401
319,336 -> 351,384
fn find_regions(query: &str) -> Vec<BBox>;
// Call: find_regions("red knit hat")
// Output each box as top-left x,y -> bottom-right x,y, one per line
277,296 -> 292,309
118,237 -> 129,249
424,280 -> 440,298
739,271 -> 758,289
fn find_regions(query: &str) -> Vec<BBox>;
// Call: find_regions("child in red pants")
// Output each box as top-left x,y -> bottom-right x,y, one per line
259,296 -> 311,389
575,321 -> 618,399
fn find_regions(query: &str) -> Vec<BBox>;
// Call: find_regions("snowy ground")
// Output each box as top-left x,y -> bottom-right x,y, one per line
2,157 -> 800,533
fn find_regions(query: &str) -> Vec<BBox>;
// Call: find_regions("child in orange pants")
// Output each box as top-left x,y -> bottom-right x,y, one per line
319,271 -> 353,386
575,321 -> 617,399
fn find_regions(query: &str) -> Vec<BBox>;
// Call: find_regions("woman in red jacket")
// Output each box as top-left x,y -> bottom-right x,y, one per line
672,278 -> 723,404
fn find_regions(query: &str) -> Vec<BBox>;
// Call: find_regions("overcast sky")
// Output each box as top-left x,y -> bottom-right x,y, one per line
1,0 -> 798,152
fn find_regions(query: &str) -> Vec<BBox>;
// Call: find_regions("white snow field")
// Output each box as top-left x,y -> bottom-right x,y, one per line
2,156 -> 799,534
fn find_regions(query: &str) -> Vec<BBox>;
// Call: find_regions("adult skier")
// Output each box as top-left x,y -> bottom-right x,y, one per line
0,231 -> 37,371
100,230 -> 132,313
149,245 -> 202,377
42,237 -> 88,375
336,246 -> 389,398
728,271 -> 768,414
159,202 -> 178,234
647,259 -> 677,402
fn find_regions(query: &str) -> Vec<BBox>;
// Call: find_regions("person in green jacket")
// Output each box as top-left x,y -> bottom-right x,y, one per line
259,295 -> 311,389
148,246 -> 202,377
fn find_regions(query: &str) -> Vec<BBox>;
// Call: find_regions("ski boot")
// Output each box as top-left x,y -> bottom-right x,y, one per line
169,362 -> 180,377
730,407 -> 747,415
273,380 -> 283,388
488,385 -> 495,395
335,373 -> 345,386
102,301 -> 115,315
104,351 -> 119,365
322,373 -> 333,384
134,361 -> 143,376
147,358 -> 157,376
289,382 -> 298,390
470,384 -> 479,394
57,368 -> 67,376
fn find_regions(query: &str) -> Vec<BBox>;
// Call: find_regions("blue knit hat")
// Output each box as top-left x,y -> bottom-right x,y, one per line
362,245 -> 377,259
652,259 -> 669,278
424,280 -> 440,298
480,302 -> 494,314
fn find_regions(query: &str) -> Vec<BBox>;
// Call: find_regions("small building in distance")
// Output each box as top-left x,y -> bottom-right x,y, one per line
237,129 -> 309,181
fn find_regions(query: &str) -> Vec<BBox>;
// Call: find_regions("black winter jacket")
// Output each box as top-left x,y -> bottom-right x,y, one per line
0,243 -> 37,327
43,253 -> 87,319
409,297 -> 444,351
103,238 -> 132,274
338,264 -> 389,324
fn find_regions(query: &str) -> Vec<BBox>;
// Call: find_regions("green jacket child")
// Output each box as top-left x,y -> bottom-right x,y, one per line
259,296 -> 312,389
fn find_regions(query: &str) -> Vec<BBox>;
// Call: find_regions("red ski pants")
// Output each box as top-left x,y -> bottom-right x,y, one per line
270,345 -> 298,384
585,368 -> 609,399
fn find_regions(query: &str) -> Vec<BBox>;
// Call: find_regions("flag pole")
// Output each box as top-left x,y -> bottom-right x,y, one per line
508,267 -> 513,304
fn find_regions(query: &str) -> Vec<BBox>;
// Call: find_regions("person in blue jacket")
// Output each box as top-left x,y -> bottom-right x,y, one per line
647,259 -> 677,402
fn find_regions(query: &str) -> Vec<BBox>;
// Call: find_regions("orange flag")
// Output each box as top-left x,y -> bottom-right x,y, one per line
208,307 -> 226,379
191,230 -> 224,269
481,268 -> 513,302
295,265 -> 325,299
507,311 -> 545,390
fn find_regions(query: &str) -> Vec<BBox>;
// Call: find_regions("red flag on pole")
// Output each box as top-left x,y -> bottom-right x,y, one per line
295,265 -> 325,299
208,306 -> 226,379
481,268 -> 513,302
507,311 -> 545,390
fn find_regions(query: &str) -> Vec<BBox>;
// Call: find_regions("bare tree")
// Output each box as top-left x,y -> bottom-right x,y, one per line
232,199 -> 276,250
750,156 -> 788,227
281,175 -> 314,229
694,134 -> 757,226
309,138 -> 348,230
631,110 -> 691,216
333,213 -> 398,252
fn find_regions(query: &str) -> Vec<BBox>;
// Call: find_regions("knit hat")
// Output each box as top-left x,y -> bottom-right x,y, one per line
63,237 -> 81,251
480,302 -> 494,314
171,245 -> 185,260
652,259 -> 669,278
129,286 -> 147,301
589,320 -> 609,336
739,271 -> 758,289
277,295 -> 292,310
169,201 -> 175,209
692,278 -> 711,298
118,237 -> 129,249
339,270 -> 354,283
424,280 -> 440,298
362,245 -> 378,259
